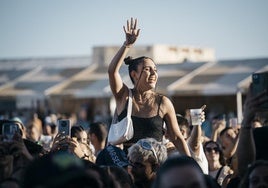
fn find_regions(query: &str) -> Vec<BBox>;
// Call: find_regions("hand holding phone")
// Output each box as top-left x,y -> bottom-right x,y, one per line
58,119 -> 71,136
2,123 -> 19,142
252,71 -> 268,110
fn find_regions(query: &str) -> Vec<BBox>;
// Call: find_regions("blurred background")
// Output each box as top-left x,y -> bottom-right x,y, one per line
0,0 -> 267,125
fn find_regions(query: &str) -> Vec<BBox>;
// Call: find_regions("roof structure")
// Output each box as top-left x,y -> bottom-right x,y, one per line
168,58 -> 268,96
0,57 -> 90,97
0,57 -> 267,99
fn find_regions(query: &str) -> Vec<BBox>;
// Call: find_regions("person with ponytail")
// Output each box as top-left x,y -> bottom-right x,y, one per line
108,18 -> 190,156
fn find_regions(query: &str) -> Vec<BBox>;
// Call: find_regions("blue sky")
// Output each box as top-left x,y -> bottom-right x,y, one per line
0,0 -> 268,60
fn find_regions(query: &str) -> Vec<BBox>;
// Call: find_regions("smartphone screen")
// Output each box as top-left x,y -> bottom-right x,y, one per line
2,123 -> 19,142
252,71 -> 268,110
58,119 -> 71,136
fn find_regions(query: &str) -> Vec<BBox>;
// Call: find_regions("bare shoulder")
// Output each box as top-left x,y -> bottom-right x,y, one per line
160,95 -> 174,106
158,94 -> 175,115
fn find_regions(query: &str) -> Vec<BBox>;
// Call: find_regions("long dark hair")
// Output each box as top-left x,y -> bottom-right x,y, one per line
71,125 -> 85,138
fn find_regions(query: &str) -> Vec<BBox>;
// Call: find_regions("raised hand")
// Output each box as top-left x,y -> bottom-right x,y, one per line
123,17 -> 140,47
242,83 -> 268,126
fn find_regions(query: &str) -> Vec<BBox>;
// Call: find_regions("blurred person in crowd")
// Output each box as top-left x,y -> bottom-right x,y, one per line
226,81 -> 268,188
152,155 -> 209,188
210,116 -> 238,172
26,123 -> 41,143
164,114 -> 192,156
204,140 -> 233,187
22,152 -> 105,188
10,118 -> 26,139
251,117 -> 263,128
226,83 -> 268,187
219,127 -> 239,170
71,125 -> 88,145
0,121 -> 35,183
50,126 -> 95,163
108,17 -> 190,156
127,137 -> 167,188
238,160 -> 268,188
101,166 -> 134,188
0,177 -> 20,188
165,110 -> 208,174
38,116 -> 56,151
27,112 -> 43,136
1,119 -> 44,157
211,114 -> 227,142
76,106 -> 90,131
43,116 -> 57,138
71,125 -> 95,162
88,122 -> 108,156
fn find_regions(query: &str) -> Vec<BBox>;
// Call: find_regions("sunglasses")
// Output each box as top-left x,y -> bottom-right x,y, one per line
137,140 -> 159,164
205,147 -> 220,153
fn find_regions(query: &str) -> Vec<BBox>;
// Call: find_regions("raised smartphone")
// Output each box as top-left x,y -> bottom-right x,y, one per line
58,119 -> 71,136
252,71 -> 268,110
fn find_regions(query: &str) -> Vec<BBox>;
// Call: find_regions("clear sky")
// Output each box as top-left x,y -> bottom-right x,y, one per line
0,0 -> 268,60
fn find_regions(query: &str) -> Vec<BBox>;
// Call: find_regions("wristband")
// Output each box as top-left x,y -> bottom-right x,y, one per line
123,42 -> 132,48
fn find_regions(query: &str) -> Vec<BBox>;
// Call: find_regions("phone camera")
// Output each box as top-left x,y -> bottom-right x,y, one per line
60,121 -> 67,127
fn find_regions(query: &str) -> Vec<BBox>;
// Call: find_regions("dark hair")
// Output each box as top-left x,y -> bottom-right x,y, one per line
101,166 -> 134,188
176,114 -> 189,127
71,125 -> 85,138
124,56 -> 154,84
204,174 -> 221,188
219,127 -> 234,137
239,160 -> 268,188
22,152 -> 105,188
203,140 -> 226,166
0,177 -> 21,187
89,122 -> 108,142
152,156 -> 205,188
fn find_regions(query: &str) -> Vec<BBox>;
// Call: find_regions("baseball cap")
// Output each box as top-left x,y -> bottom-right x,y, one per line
96,145 -> 129,168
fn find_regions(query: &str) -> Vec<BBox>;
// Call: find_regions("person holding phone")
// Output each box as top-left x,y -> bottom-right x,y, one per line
108,18 -> 190,156
51,125 -> 95,162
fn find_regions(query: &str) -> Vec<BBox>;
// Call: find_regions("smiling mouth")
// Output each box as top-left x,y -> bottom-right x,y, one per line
148,76 -> 156,81
148,80 -> 156,84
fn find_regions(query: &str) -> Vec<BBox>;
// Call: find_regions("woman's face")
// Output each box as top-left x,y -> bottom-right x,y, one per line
204,142 -> 220,163
74,130 -> 88,144
135,59 -> 158,89
27,126 -> 40,142
219,128 -> 237,152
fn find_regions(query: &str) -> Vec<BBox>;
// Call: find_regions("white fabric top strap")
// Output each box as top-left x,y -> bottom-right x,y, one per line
126,88 -> 133,117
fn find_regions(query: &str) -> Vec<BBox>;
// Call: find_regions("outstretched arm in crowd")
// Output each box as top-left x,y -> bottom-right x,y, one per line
188,105 -> 206,156
236,84 -> 268,178
108,18 -> 140,113
163,97 -> 191,156
211,118 -> 226,142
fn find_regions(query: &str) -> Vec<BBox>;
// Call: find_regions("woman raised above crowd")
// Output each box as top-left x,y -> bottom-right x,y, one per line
108,18 -> 190,156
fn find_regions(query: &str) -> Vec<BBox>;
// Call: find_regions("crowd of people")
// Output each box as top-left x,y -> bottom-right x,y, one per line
0,18 -> 268,188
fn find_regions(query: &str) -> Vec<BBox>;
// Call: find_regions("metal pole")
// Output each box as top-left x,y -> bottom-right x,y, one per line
236,89 -> 243,124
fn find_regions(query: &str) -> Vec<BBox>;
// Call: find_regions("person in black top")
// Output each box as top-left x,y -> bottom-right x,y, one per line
108,18 -> 190,156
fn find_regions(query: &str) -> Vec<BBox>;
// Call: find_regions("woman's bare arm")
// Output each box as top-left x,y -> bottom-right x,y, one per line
163,96 -> 191,156
108,18 -> 140,100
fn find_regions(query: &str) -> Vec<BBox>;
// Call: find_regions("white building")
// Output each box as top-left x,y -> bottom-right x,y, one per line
92,44 -> 215,66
